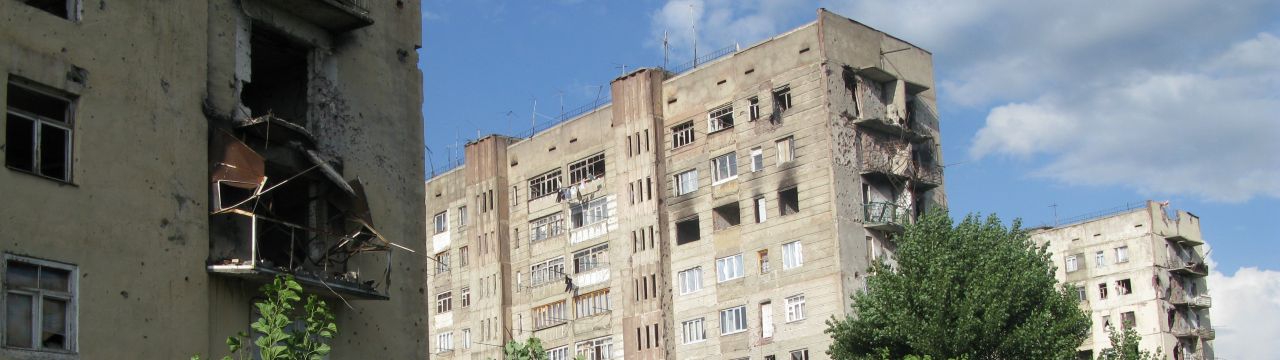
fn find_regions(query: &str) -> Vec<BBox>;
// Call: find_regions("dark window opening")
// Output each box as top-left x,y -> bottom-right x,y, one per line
568,152 -> 606,183
6,80 -> 74,182
676,217 -> 700,245
713,203 -> 741,230
773,85 -> 792,112
779,187 -> 799,216
242,27 -> 311,125
18,0 -> 73,20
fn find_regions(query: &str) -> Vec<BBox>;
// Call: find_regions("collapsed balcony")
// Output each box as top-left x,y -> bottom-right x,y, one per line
845,66 -> 933,143
857,135 -> 943,190
863,201 -> 909,233
258,0 -> 374,33
207,115 -> 410,300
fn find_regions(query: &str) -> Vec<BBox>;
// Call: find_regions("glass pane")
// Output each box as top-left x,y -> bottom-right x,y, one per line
39,124 -> 69,180
5,114 -> 36,171
6,293 -> 33,348
6,261 -> 38,288
40,267 -> 70,292
42,298 -> 68,350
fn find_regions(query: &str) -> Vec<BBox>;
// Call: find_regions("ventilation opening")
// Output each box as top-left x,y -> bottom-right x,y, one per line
676,217 -> 700,245
713,203 -> 741,230
242,26 -> 311,125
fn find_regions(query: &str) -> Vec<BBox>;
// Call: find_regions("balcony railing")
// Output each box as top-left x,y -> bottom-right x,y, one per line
1167,257 -> 1209,276
1169,292 -> 1213,308
272,0 -> 374,32
864,202 -> 909,232
1172,325 -> 1214,340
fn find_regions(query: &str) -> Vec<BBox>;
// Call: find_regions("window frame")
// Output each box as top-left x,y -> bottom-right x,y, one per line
773,85 -> 793,112
574,288 -> 611,318
436,331 -> 453,353
750,147 -> 764,172
784,294 -> 806,322
748,96 -> 761,120
568,152 -> 606,184
570,197 -> 608,228
1065,254 -> 1079,272
681,317 -> 706,344
6,77 -> 76,183
719,305 -> 748,335
674,169 -> 699,196
782,241 -> 804,270
3,255 -> 78,353
574,336 -> 612,360
572,243 -> 609,274
678,267 -> 703,295
775,136 -> 795,164
433,211 -> 448,234
529,256 -> 566,287
672,121 -> 696,149
710,152 -> 738,185
533,300 -> 568,330
716,254 -> 744,283
435,291 -> 453,314
529,212 -> 566,243
707,103 -> 734,133
528,169 -> 563,201
1115,246 -> 1129,263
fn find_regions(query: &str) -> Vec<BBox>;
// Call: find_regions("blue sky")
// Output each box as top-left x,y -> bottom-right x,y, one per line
419,2 -> 1279,355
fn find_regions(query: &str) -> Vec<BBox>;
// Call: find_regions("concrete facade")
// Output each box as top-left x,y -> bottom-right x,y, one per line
1,1 -> 426,358
424,9 -> 945,360
1033,201 -> 1214,360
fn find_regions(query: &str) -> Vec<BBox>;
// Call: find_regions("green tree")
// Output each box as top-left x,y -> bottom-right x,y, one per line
194,274 -> 337,360
1097,326 -> 1162,360
500,337 -> 584,360
826,210 -> 1090,360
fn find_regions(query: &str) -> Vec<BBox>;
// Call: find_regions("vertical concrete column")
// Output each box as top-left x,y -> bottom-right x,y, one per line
463,136 -> 514,357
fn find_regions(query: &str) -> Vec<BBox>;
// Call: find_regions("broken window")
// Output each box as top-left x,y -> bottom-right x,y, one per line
676,217 -> 700,245
460,287 -> 470,308
755,197 -> 768,223
568,152 -> 605,183
758,249 -> 770,273
708,103 -> 734,132
1101,315 -> 1112,331
16,0 -> 77,20
1117,279 -> 1132,295
790,349 -> 810,360
574,289 -> 610,318
570,197 -> 607,228
4,256 -> 75,352
1099,283 -> 1109,300
776,136 -> 795,164
529,169 -> 562,200
748,96 -> 761,121
435,252 -> 450,274
773,85 -> 793,112
711,152 -> 738,184
713,202 -> 741,230
6,79 -> 74,182
529,212 -> 565,243
573,243 -> 609,273
760,301 -> 774,338
672,121 -> 695,148
533,300 -> 567,329
1121,311 -> 1136,329
242,27 -> 310,125
779,187 -> 799,216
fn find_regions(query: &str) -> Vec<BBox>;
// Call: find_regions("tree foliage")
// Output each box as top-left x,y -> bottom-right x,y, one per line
500,337 -> 584,360
1097,326 -> 1162,360
826,210 -> 1090,360
195,274 -> 337,360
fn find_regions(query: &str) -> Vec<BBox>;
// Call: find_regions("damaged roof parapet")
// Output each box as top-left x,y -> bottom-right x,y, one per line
246,0 -> 375,33
208,115 -> 411,301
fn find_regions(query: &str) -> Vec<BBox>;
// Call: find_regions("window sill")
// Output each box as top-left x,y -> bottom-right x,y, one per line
1,347 -> 79,360
712,176 -> 738,186
682,339 -> 707,345
5,166 -> 77,186
721,329 -> 747,336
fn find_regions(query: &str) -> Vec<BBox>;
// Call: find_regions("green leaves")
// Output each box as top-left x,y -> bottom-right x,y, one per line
826,210 -> 1091,360
214,274 -> 339,360
1097,326 -> 1162,360
502,337 -> 550,360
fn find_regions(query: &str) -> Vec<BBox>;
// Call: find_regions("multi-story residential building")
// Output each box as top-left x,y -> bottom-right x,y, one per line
1,0 -> 427,358
1033,201 -> 1214,360
424,9 -> 945,359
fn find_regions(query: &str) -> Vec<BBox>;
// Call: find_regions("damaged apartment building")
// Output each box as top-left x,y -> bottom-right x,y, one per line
1033,201 -> 1215,360
1,0 -> 427,358
424,9 -> 944,360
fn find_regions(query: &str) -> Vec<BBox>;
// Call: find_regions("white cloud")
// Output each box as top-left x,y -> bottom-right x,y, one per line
1208,266 -> 1280,360
647,1 -> 1280,201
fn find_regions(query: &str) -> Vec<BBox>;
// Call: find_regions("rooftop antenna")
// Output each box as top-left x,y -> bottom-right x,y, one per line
530,99 -> 538,135
557,90 -> 565,119
690,3 -> 698,67
1049,203 -> 1059,226
662,29 -> 670,69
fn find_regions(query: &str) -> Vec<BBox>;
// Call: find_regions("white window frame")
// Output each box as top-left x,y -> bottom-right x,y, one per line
529,212 -> 565,243
575,336 -> 612,360
529,256 -> 566,287
674,169 -> 699,196
458,206 -> 467,226
548,346 -> 570,360
533,300 -> 568,329
460,286 -> 470,308
784,295 -> 806,322
719,305 -> 748,335
573,243 -> 609,273
750,147 -> 764,172
755,197 -> 768,223
462,328 -> 471,349
433,211 -> 448,233
575,289 -> 611,318
435,291 -> 452,314
716,254 -> 744,282
570,197 -> 608,228
707,104 -> 734,132
773,85 -> 793,112
529,169 -> 562,200
436,332 -> 453,353
1095,251 -> 1106,267
672,121 -> 695,149
711,152 -> 738,185
568,152 -> 606,184
1065,255 -> 1079,272
790,349 -> 810,360
782,241 -> 804,269
1115,246 -> 1129,263
3,255 -> 78,352
682,318 -> 706,344
435,251 -> 450,274
748,96 -> 761,120
678,267 -> 703,294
